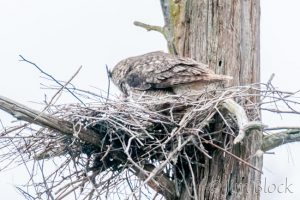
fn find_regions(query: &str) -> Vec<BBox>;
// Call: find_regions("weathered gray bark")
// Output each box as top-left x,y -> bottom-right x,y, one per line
160,0 -> 262,199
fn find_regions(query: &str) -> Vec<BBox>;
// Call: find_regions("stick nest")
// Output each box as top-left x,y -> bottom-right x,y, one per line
1,83 -> 299,200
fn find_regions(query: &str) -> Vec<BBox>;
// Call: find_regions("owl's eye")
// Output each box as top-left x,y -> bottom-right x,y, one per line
120,83 -> 128,96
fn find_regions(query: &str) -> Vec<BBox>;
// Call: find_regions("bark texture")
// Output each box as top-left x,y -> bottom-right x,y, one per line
160,0 -> 262,199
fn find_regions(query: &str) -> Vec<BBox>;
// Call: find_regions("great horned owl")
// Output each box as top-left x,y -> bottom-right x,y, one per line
110,51 -> 232,99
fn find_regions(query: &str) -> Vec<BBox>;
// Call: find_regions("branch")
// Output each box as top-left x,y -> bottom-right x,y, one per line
261,129 -> 300,152
133,21 -> 166,37
133,20 -> 177,54
0,95 -> 101,146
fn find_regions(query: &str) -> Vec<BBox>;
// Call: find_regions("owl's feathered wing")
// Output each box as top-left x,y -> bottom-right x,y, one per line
124,51 -> 232,91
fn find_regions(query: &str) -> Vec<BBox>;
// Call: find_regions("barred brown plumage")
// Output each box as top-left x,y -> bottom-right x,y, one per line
110,51 -> 232,98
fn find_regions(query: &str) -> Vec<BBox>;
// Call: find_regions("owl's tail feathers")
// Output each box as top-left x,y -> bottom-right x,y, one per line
207,74 -> 233,82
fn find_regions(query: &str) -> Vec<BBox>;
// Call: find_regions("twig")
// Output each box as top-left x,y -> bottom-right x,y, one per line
264,126 -> 300,131
261,108 -> 300,115
45,65 -> 83,108
105,64 -> 111,102
267,73 -> 275,87
142,136 -> 193,187
184,151 -> 198,200
19,55 -> 85,105
201,137 -> 263,173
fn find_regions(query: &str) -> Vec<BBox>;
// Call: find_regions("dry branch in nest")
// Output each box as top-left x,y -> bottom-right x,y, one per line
1,79 -> 300,199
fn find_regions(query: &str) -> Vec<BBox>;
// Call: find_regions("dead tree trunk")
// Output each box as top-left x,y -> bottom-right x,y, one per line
160,0 -> 262,199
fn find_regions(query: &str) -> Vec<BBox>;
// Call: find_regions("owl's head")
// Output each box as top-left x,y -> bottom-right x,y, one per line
110,58 -> 133,96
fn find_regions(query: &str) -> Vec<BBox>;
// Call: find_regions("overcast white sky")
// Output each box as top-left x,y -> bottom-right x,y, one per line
0,0 -> 300,199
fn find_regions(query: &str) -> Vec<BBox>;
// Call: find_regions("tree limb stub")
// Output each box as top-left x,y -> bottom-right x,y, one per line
133,21 -> 166,37
133,20 -> 177,54
262,129 -> 300,152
